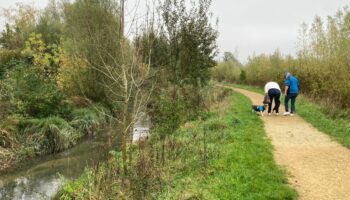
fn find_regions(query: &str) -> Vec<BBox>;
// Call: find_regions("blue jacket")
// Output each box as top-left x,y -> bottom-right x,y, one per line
285,75 -> 299,94
257,105 -> 265,111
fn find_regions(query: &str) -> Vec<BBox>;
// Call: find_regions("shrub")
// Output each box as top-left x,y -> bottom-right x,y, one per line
239,70 -> 246,83
2,61 -> 71,118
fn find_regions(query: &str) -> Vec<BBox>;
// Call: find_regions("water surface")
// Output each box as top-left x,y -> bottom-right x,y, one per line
0,130 -> 112,200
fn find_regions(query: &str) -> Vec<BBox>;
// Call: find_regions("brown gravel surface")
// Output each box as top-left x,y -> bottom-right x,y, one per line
233,87 -> 350,200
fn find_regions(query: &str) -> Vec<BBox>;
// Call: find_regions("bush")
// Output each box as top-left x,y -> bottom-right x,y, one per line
2,61 -> 71,118
0,50 -> 22,78
239,70 -> 246,83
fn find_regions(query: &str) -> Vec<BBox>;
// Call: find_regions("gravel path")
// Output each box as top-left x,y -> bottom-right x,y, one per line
233,87 -> 350,200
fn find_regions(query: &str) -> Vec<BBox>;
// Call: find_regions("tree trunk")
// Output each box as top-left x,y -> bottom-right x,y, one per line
119,0 -> 124,40
121,98 -> 128,176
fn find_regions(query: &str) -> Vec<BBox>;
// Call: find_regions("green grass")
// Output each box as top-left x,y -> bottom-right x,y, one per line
55,90 -> 296,200
156,90 -> 296,199
297,98 -> 350,148
230,84 -> 350,148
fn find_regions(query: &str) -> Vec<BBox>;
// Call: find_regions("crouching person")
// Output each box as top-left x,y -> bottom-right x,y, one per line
264,81 -> 281,115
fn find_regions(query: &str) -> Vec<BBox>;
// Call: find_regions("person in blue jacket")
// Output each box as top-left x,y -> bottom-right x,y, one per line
283,72 -> 299,116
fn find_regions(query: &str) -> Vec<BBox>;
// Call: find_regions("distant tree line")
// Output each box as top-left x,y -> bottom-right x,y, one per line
213,7 -> 350,110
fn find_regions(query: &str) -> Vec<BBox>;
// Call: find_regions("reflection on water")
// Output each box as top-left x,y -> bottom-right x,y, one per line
0,130 -> 112,200
0,176 -> 61,199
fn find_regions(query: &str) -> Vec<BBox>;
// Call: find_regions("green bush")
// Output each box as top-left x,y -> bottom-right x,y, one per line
239,70 -> 246,83
2,61 -> 71,118
151,93 -> 186,140
0,50 -> 22,79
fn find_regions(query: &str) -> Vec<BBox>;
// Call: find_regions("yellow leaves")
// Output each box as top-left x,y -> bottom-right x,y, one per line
21,33 -> 45,59
21,32 -> 62,81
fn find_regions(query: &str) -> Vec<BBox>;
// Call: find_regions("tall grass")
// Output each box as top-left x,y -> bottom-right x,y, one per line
19,117 -> 80,156
70,105 -> 109,137
15,105 -> 109,160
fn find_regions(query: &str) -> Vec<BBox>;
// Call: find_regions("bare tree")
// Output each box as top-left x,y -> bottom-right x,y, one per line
77,0 -> 156,176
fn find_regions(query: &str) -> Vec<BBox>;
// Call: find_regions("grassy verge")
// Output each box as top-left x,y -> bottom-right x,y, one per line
55,89 -> 296,199
231,84 -> 350,148
158,90 -> 296,199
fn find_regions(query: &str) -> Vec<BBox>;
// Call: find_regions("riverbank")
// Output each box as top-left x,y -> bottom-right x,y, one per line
55,88 -> 296,199
0,104 -> 110,174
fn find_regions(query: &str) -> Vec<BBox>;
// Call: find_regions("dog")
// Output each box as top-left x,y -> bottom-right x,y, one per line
252,104 -> 268,116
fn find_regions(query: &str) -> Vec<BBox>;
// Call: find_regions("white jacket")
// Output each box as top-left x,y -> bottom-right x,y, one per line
264,82 -> 281,93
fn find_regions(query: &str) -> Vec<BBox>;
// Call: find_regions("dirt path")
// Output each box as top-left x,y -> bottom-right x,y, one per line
233,87 -> 350,200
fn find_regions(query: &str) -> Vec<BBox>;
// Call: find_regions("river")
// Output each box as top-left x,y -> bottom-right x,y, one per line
0,129 -> 113,200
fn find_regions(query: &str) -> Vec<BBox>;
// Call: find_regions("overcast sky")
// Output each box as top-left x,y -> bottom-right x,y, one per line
1,0 -> 349,62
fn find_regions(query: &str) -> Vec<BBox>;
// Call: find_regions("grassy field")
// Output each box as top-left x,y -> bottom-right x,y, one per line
158,90 -> 297,199
232,84 -> 350,148
56,89 -> 296,199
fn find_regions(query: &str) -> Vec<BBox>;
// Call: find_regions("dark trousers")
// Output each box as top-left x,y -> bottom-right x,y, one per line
268,89 -> 281,113
285,93 -> 298,113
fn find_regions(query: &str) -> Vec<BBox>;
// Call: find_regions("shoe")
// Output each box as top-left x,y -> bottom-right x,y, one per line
283,112 -> 290,116
276,113 -> 279,116
268,113 -> 271,116
290,113 -> 294,116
